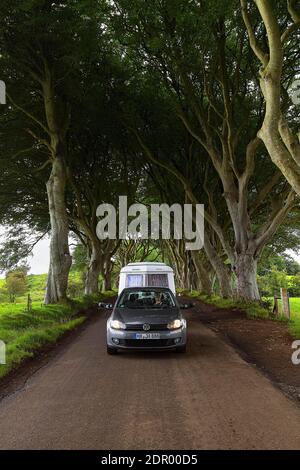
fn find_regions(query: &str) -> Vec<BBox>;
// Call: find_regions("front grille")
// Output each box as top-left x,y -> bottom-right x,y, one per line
119,339 -> 175,348
125,324 -> 169,331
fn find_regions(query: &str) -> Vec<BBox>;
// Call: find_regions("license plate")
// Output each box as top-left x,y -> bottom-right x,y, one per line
135,333 -> 160,340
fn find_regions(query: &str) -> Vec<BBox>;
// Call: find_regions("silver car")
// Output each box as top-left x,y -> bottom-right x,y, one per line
103,287 -> 189,354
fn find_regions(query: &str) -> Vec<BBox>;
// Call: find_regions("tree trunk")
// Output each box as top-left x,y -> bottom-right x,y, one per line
235,253 -> 260,301
44,158 -> 72,304
85,245 -> 102,296
103,272 -> 112,291
103,255 -> 114,291
191,251 -> 212,296
204,237 -> 232,298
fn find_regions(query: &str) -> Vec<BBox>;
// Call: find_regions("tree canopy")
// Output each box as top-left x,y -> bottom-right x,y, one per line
0,0 -> 299,302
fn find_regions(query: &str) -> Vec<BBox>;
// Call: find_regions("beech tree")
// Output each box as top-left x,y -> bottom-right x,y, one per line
0,102 -> 50,270
1,0 -> 300,302
136,126 -> 231,296
66,70 -> 143,295
112,0 -> 298,299
241,0 -> 300,196
0,0 -> 106,303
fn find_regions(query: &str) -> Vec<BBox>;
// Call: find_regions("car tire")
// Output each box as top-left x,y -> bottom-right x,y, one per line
175,345 -> 186,353
107,346 -> 118,355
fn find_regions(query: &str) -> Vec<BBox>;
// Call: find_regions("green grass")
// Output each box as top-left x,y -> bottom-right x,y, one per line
0,317 -> 85,379
179,289 -> 271,318
0,271 -> 86,303
290,318 -> 300,337
280,297 -> 300,318
181,290 -> 300,339
288,298 -> 300,337
0,283 -> 116,379
0,302 -> 86,379
193,292 -> 270,319
269,297 -> 300,339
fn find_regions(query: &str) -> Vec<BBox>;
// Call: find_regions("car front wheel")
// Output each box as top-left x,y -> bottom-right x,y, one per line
175,345 -> 186,353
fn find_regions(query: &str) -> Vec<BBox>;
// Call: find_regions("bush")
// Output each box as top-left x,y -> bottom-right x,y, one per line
6,269 -> 27,302
258,268 -> 300,298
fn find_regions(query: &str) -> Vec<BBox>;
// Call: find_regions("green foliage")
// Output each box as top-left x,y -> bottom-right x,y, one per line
0,229 -> 37,272
268,297 -> 300,339
67,276 -> 85,298
269,297 -> 300,320
0,279 -> 8,302
5,268 -> 28,302
180,289 -> 271,319
0,272 -> 89,303
71,245 -> 88,273
258,251 -> 300,276
290,317 -> 300,338
257,253 -> 300,297
200,294 -> 270,319
186,290 -> 300,338
258,268 -> 300,297
26,273 -> 48,301
80,290 -> 117,305
0,0 -> 300,310
0,316 -> 85,379
276,298 -> 300,338
0,300 -> 86,378
0,289 -> 116,378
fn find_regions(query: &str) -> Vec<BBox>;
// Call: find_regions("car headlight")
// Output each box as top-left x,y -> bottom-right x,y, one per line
167,319 -> 182,330
110,320 -> 126,330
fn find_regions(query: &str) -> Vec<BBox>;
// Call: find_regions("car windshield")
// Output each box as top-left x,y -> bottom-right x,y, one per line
117,289 -> 176,309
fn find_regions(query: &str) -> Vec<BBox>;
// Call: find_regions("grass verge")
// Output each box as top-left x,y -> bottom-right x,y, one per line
178,289 -> 300,339
268,297 -> 300,339
289,317 -> 300,338
0,291 -> 116,379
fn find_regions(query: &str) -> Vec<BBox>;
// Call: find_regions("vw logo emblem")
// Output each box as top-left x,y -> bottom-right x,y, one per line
143,324 -> 150,331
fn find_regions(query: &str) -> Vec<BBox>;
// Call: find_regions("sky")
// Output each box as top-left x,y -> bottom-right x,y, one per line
0,227 -> 50,278
28,236 -> 50,274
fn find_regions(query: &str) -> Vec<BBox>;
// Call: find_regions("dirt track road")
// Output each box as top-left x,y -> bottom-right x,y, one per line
0,307 -> 300,450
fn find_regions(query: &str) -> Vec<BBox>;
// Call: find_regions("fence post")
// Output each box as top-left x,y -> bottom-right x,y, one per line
273,295 -> 279,317
280,288 -> 291,320
27,293 -> 32,313
0,340 -> 6,365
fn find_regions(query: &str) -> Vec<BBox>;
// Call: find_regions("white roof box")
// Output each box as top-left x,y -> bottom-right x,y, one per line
120,262 -> 174,273
118,262 -> 175,295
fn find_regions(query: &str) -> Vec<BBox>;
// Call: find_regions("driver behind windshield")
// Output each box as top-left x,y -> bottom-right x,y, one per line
153,293 -> 162,306
119,290 -> 173,308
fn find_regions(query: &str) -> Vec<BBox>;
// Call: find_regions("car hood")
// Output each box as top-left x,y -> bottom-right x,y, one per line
113,307 -> 180,324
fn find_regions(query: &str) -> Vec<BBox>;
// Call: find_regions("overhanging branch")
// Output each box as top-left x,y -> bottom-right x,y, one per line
240,0 -> 268,67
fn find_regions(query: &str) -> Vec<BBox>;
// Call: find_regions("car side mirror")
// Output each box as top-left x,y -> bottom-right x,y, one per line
99,302 -> 113,310
180,302 -> 194,309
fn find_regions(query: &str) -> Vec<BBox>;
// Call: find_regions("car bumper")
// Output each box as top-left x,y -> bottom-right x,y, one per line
107,325 -> 187,350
